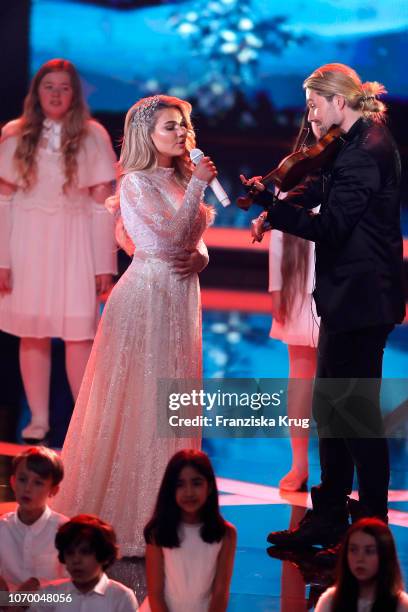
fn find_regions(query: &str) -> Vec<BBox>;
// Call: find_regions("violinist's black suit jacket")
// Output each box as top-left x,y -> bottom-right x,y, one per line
264,117 -> 405,333
262,117 -> 405,519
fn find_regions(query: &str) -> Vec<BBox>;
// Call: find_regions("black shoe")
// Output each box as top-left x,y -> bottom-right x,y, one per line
267,544 -> 320,563
22,434 -> 50,446
21,423 -> 49,446
347,498 -> 388,524
314,541 -> 343,566
267,546 -> 335,588
267,509 -> 349,549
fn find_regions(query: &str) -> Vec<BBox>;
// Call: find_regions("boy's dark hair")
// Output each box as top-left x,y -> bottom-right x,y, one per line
12,446 -> 64,486
55,515 -> 119,570
144,449 -> 226,548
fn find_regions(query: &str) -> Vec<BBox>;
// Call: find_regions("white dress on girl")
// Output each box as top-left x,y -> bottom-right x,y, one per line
53,168 -> 210,556
268,228 -> 320,347
315,585 -> 408,611
0,119 -> 117,340
142,523 -> 223,612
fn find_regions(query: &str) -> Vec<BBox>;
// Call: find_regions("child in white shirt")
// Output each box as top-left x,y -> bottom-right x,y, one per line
0,447 -> 67,595
29,514 -> 138,611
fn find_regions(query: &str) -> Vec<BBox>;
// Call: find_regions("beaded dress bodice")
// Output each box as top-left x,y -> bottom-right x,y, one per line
120,168 -> 208,261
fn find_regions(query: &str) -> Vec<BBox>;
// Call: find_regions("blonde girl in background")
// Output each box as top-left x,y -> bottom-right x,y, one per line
0,58 -> 117,443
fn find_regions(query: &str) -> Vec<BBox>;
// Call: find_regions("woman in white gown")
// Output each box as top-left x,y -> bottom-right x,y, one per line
53,95 -> 217,556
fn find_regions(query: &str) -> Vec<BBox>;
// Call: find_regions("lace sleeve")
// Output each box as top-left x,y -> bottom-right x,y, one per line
120,172 -> 206,245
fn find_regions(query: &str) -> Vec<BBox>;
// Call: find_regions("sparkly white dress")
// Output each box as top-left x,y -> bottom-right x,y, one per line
141,523 -> 223,612
53,168 -> 209,556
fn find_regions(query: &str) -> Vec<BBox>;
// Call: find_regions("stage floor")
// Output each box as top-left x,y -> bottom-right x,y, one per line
1,308 -> 407,611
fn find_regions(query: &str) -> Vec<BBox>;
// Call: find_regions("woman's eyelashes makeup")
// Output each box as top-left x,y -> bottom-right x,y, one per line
164,121 -> 186,131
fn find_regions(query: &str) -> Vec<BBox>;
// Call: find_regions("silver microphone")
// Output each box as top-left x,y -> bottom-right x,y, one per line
190,148 -> 231,207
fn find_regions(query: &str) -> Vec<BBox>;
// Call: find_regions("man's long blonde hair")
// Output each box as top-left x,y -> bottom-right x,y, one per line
13,58 -> 89,191
303,63 -> 387,123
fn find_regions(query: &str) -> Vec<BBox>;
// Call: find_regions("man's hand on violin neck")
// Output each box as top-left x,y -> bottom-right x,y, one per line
240,174 -> 265,192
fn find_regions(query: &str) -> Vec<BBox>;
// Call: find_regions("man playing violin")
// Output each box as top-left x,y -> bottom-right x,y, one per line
242,63 -> 405,553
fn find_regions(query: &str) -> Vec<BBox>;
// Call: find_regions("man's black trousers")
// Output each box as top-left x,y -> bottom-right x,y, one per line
312,322 -> 394,519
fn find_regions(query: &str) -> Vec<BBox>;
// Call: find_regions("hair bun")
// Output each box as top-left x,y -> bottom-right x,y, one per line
361,81 -> 387,98
360,81 -> 387,119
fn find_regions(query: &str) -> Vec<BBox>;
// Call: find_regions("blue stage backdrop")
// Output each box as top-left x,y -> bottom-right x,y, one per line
30,0 -> 408,228
31,0 -> 408,115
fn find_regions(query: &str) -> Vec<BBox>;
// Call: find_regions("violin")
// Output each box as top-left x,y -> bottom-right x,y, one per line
237,124 -> 345,211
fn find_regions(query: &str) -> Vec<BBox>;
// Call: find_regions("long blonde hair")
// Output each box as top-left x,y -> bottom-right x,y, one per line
109,95 -> 203,254
280,112 -> 313,322
303,63 -> 387,123
13,58 -> 89,191
280,64 -> 388,320
119,95 -> 196,186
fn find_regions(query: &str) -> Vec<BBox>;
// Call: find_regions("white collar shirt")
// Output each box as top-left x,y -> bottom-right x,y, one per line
0,505 -> 68,589
29,573 -> 139,611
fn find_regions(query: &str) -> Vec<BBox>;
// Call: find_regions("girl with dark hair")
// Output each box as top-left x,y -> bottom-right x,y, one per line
0,58 -> 117,443
315,518 -> 408,612
143,449 -> 236,612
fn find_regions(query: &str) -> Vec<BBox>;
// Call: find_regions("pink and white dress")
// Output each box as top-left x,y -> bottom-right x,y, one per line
269,228 -> 320,347
53,168 -> 210,556
0,119 -> 117,340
